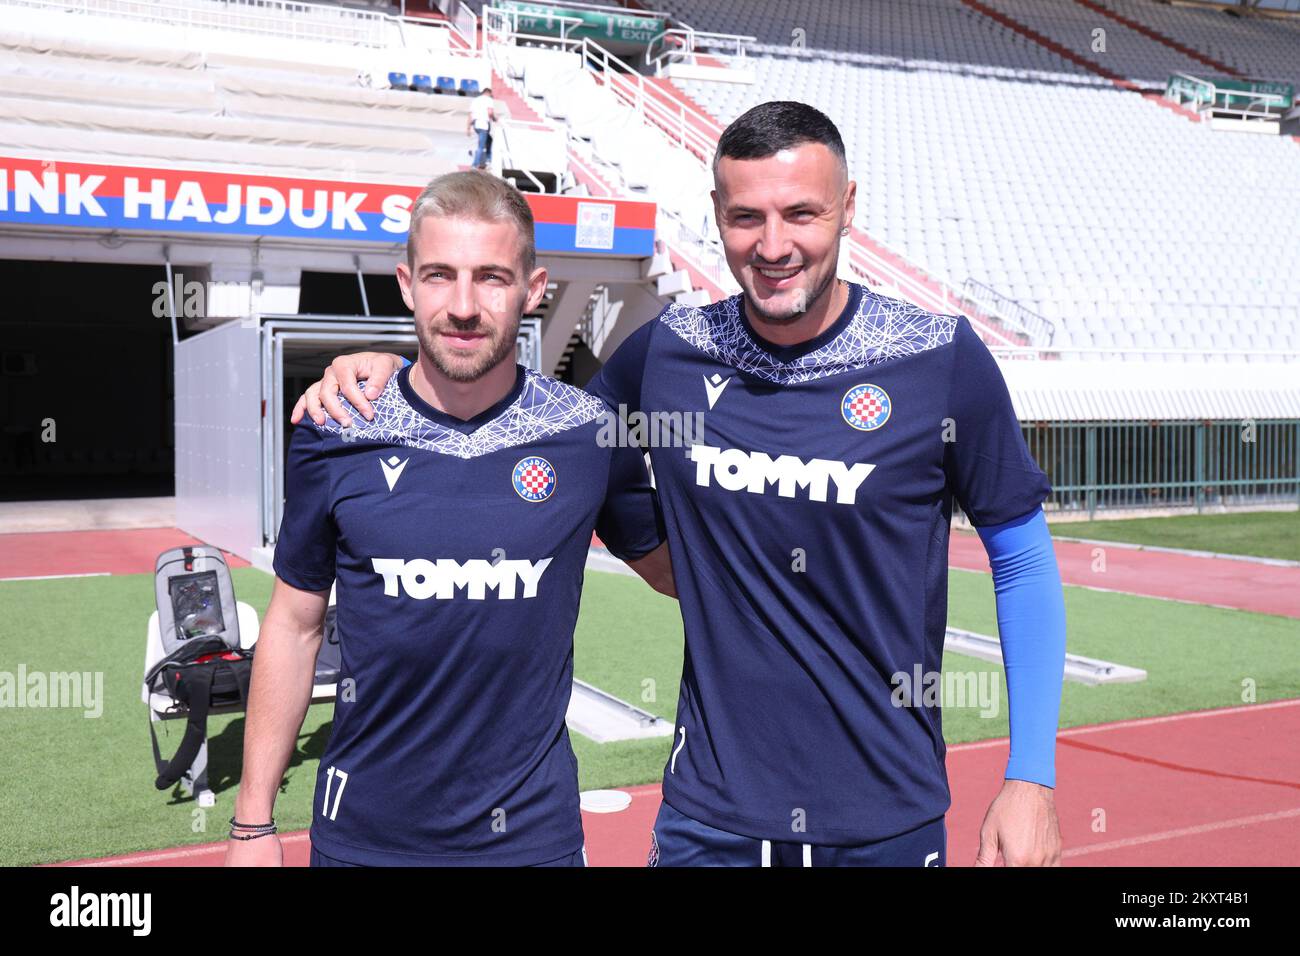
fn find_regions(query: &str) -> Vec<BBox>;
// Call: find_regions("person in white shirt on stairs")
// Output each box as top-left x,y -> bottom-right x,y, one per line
468,87 -> 496,171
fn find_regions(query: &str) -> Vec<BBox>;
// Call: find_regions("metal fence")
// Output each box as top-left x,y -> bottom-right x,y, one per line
1020,419 -> 1300,518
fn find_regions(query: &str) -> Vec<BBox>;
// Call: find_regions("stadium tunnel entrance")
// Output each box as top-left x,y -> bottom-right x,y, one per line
0,254 -> 427,507
175,310 -> 546,568
0,258 -> 178,502
0,166 -> 665,551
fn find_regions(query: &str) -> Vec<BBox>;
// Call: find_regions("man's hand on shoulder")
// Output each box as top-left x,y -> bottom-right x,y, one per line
974,778 -> 1061,867
290,352 -> 405,428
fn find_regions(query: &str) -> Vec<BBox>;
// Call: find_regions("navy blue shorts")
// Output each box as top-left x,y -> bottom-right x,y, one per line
309,846 -> 587,867
648,801 -> 946,867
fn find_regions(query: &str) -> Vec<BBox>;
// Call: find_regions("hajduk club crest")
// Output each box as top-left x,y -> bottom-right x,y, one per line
841,383 -> 892,432
512,456 -> 556,502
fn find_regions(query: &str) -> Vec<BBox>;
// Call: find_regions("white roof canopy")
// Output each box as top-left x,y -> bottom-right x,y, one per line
997,359 -> 1300,421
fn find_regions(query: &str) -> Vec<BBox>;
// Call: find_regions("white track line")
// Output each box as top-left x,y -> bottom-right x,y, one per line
1063,807 -> 1300,858
67,783 -> 668,867
947,699 -> 1300,753
1047,534 -> 1300,569
950,565 -> 1270,614
65,707 -> 1300,866
1059,698 -> 1300,737
0,572 -> 111,582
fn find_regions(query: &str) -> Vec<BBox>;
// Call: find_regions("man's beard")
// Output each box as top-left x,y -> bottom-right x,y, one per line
745,264 -> 838,327
416,318 -> 518,383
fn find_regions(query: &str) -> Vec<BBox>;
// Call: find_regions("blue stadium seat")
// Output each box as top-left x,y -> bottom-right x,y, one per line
387,71 -> 410,90
459,78 -> 480,96
412,74 -> 434,93
435,75 -> 456,94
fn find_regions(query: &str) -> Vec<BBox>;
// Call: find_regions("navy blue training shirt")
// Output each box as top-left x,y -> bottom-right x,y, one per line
587,282 -> 1054,846
273,363 -> 664,865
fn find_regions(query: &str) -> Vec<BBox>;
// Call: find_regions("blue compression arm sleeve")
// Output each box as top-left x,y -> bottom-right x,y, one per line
974,508 -> 1067,789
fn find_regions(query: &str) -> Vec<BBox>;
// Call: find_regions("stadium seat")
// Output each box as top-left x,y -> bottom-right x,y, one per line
665,0 -> 1299,361
460,78 -> 480,96
412,74 -> 434,93
388,71 -> 410,90
436,75 -> 456,94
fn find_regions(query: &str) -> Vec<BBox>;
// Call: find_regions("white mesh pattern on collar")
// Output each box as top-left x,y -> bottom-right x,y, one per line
660,284 -> 960,384
315,367 -> 605,459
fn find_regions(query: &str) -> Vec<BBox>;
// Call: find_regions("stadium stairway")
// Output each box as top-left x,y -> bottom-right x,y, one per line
487,41 -> 728,308
402,3 -> 477,51
488,27 -> 1025,343
640,76 -> 724,164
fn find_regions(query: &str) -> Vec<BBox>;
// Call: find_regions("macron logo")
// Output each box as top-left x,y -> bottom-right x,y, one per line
689,445 -> 876,505
380,455 -> 409,491
703,373 -> 731,409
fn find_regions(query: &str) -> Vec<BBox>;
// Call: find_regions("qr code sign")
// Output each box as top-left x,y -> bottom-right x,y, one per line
575,202 -> 615,250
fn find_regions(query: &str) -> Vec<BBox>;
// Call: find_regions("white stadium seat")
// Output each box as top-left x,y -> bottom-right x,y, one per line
661,0 -> 1300,359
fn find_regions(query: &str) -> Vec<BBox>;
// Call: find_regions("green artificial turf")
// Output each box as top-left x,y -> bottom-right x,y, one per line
1047,509 -> 1300,562
1,563 -> 1295,865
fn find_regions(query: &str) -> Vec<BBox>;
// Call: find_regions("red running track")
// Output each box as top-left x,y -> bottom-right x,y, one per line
13,527 -> 1297,865
948,531 -> 1300,619
10,527 -> 1296,620
55,700 -> 1300,867
0,528 -> 248,579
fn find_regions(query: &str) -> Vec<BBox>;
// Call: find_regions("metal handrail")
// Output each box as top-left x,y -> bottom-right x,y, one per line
645,26 -> 756,73
655,209 -> 738,296
483,5 -> 724,158
844,241 -> 950,316
514,0 -> 672,18
484,5 -> 586,42
573,38 -> 977,320
961,277 -> 1056,346
479,6 -> 994,318
436,0 -> 479,51
496,119 -> 565,193
1167,71 -> 1290,121
575,37 -> 723,160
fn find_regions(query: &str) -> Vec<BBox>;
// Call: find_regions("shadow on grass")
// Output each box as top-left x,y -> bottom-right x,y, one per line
157,716 -> 334,805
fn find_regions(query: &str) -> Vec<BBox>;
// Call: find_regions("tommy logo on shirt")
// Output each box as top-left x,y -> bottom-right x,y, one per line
689,445 -> 876,505
372,557 -> 553,599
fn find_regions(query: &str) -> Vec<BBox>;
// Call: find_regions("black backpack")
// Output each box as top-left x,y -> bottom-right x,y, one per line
146,547 -> 254,791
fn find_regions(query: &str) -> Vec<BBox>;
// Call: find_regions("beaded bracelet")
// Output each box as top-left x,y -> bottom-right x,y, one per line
228,828 -> 277,841
230,816 -> 276,831
229,816 -> 277,840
